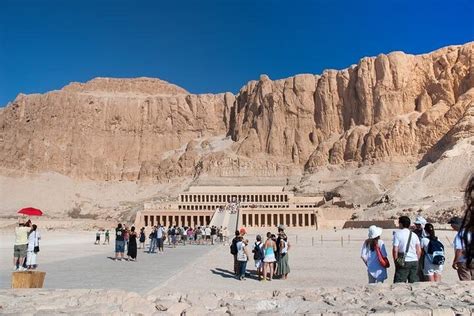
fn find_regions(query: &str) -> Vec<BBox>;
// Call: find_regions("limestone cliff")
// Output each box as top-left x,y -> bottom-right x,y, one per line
0,77 -> 234,180
0,43 -> 473,182
228,43 -> 473,171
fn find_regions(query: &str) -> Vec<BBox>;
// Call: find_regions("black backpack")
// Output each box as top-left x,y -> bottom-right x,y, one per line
230,238 -> 238,255
427,238 -> 445,265
253,242 -> 264,260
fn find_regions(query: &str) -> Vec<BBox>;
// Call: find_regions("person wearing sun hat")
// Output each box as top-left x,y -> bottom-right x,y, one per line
361,225 -> 389,283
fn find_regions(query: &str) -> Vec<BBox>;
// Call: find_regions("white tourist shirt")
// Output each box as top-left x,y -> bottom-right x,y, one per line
454,230 -> 471,263
156,227 -> 164,239
205,228 -> 211,236
360,239 -> 388,280
392,228 -> 420,262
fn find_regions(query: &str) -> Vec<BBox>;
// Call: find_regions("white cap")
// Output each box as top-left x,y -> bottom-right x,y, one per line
414,216 -> 427,225
368,225 -> 383,239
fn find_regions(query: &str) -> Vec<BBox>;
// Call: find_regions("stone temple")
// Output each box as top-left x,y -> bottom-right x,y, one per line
134,186 -> 354,230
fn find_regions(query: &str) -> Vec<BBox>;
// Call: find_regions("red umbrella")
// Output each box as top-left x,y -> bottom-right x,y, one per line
18,207 -> 43,216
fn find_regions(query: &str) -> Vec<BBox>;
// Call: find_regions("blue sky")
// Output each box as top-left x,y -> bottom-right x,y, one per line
0,0 -> 473,106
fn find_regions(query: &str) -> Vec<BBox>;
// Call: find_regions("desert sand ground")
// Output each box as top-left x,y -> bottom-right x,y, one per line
0,226 -> 471,314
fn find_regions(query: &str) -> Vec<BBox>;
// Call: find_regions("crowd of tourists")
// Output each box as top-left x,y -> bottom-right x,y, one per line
13,176 -> 473,288
229,225 -> 290,281
360,175 -> 474,283
13,219 -> 40,271
112,224 -> 229,261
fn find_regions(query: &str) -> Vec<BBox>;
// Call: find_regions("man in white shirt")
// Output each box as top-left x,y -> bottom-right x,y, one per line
450,216 -> 473,280
156,224 -> 165,253
205,226 -> 211,245
392,216 -> 421,283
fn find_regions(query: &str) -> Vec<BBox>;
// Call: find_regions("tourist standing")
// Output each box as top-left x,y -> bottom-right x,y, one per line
211,226 -> 217,245
157,224 -> 165,253
276,232 -> 290,279
393,216 -> 421,283
205,226 -> 211,245
127,226 -> 138,261
187,227 -> 194,244
148,226 -> 157,253
13,220 -> 30,271
421,223 -> 445,282
123,225 -> 129,253
170,226 -> 177,248
455,176 -> 474,280
252,235 -> 264,280
230,230 -> 240,275
138,227 -> 146,249
413,216 -> 427,281
262,232 -> 277,281
95,230 -> 101,245
360,225 -> 388,283
236,237 -> 250,280
115,223 -> 125,261
181,226 -> 187,245
104,230 -> 110,245
449,216 -> 470,280
26,224 -> 41,270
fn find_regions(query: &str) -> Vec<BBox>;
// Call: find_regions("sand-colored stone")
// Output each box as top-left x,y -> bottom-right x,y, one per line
0,43 -> 472,220
1,43 -> 472,182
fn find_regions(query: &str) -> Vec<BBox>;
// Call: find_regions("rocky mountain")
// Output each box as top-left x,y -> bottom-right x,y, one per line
0,43 -> 472,218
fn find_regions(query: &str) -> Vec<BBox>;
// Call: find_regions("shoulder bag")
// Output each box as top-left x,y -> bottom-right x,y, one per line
395,231 -> 412,267
375,242 -> 390,268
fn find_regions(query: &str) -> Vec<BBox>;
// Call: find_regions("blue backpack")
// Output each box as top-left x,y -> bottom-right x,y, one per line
427,238 -> 445,265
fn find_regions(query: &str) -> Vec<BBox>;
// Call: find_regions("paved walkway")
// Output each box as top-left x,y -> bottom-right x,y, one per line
0,232 -> 214,293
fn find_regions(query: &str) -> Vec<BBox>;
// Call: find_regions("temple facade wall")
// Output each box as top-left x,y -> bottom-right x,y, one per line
135,186 -> 330,228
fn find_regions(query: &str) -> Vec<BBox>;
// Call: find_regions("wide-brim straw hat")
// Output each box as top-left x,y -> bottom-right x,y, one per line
368,225 -> 382,239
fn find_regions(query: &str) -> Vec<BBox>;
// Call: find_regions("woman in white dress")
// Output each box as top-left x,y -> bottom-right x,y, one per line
26,224 -> 41,270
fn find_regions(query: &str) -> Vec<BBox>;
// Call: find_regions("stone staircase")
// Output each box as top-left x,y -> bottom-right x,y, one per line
210,203 -> 239,232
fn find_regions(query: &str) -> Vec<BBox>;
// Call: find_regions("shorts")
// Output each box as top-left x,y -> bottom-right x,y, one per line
423,262 -> 443,276
115,240 -> 125,253
157,238 -> 164,248
206,235 -> 210,240
14,244 -> 28,257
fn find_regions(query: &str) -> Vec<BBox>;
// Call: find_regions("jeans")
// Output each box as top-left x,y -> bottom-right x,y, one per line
394,261 -> 419,283
148,238 -> 157,253
239,261 -> 247,278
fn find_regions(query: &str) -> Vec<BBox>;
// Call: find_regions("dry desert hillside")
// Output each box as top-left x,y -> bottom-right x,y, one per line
0,43 -> 473,223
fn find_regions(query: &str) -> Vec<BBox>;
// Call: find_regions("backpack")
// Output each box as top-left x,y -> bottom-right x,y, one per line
253,242 -> 264,260
230,238 -> 238,255
427,238 -> 445,265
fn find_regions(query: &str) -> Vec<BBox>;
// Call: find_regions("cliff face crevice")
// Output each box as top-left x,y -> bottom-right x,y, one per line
0,44 -> 472,181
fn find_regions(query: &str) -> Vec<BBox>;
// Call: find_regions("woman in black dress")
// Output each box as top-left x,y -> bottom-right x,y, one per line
127,226 -> 138,261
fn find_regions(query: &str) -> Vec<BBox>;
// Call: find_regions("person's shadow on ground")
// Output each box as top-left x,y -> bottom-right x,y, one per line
211,268 -> 236,279
211,268 -> 260,281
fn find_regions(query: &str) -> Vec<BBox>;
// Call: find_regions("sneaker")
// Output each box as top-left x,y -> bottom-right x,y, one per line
18,267 -> 26,272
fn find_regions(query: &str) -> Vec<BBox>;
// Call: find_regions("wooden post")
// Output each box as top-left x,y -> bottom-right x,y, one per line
12,271 -> 46,288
